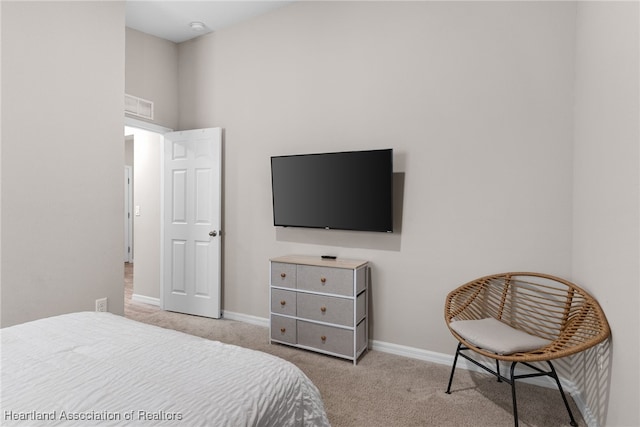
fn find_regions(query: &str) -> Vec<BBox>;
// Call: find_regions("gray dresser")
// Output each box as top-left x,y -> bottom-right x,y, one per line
269,255 -> 369,365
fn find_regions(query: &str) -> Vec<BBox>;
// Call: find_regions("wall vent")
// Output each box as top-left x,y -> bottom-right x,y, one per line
125,94 -> 154,120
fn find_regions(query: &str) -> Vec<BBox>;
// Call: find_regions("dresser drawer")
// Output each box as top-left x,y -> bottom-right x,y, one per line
271,289 -> 296,317
297,293 -> 353,326
297,265 -> 353,296
271,315 -> 297,344
298,321 -> 354,357
271,262 -> 297,288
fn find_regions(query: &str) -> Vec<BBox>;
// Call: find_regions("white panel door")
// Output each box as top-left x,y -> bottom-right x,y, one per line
162,128 -> 222,318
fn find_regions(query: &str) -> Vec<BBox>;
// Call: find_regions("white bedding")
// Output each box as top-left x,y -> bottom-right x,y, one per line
0,312 -> 330,426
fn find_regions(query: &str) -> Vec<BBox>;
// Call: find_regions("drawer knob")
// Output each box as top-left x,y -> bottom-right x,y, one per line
280,272 -> 286,278
280,328 -> 286,333
320,277 -> 327,283
280,300 -> 286,306
320,306 -> 327,313
320,335 -> 327,342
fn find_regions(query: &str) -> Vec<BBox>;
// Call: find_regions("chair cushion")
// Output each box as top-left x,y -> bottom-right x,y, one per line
449,318 -> 551,355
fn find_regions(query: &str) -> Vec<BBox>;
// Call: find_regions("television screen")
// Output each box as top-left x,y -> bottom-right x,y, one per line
271,149 -> 393,232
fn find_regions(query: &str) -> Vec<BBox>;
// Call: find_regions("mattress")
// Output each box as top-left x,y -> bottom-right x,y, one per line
0,312 -> 330,426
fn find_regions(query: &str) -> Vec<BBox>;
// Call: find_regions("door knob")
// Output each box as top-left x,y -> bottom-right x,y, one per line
209,231 -> 217,237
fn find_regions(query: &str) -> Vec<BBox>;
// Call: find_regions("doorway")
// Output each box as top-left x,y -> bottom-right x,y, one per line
124,117 -> 172,309
123,118 -> 223,319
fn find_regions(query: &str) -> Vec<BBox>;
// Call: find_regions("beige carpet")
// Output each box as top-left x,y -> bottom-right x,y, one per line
124,264 -> 583,427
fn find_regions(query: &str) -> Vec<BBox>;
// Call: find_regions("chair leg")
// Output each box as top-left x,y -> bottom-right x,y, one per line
445,342 -> 462,394
547,361 -> 578,427
510,362 -> 519,427
446,350 -> 578,427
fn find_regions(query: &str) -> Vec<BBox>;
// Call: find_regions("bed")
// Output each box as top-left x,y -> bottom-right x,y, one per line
0,312 -> 330,426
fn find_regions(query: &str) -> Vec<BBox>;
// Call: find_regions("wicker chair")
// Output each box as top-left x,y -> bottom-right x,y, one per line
444,272 -> 610,427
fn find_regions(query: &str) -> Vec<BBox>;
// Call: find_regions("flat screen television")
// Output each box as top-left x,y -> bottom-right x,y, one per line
271,149 -> 393,232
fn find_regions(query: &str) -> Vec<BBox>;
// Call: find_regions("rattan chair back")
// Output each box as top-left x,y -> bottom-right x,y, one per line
445,272 -> 610,362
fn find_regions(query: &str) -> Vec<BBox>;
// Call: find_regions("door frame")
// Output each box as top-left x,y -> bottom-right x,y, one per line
124,116 -> 172,307
125,116 -> 172,134
124,165 -> 133,263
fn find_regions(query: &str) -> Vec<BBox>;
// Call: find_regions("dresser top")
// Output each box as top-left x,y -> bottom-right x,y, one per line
270,255 -> 368,269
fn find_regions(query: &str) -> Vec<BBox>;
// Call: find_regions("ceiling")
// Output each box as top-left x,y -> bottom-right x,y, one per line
125,1 -> 294,43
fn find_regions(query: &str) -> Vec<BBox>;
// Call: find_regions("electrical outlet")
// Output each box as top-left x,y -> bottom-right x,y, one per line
95,298 -> 108,312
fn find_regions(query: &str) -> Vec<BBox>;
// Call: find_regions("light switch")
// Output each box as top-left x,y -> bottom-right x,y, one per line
135,206 -> 141,216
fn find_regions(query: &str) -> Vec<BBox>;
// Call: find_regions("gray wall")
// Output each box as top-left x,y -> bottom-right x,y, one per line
1,1 -> 125,326
125,28 -> 179,130
178,0 -> 576,349
572,2 -> 639,426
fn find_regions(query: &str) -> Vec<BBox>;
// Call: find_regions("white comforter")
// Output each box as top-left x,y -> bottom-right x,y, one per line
0,312 -> 330,426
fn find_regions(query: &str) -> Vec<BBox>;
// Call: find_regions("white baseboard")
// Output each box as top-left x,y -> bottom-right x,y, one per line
370,339 -> 562,387
370,339 -> 454,365
222,310 -> 270,327
131,294 -> 160,306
